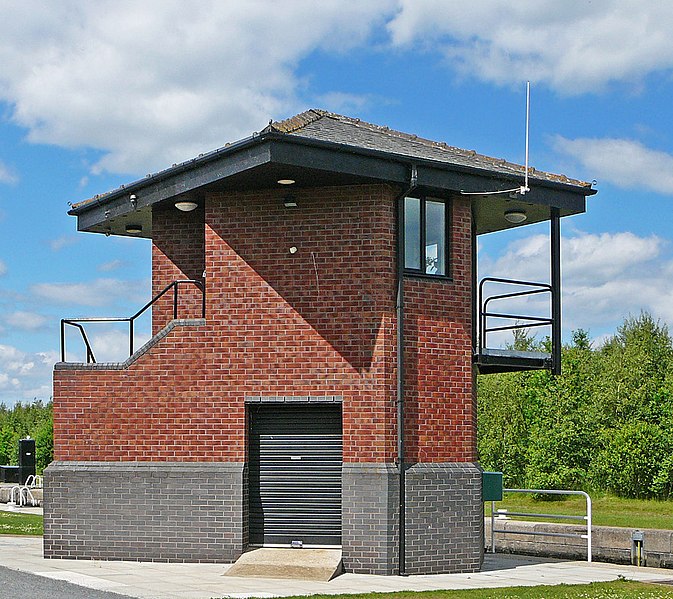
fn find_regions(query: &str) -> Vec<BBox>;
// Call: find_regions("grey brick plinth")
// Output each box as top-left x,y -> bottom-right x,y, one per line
43,461 -> 245,563
342,463 -> 399,575
404,462 -> 483,574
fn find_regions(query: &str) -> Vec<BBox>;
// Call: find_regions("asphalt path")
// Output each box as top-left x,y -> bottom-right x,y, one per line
0,564 -> 137,599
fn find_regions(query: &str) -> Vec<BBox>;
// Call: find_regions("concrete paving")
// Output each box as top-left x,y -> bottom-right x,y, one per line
0,536 -> 672,599
0,502 -> 43,515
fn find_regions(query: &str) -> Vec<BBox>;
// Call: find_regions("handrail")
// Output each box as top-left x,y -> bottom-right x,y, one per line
489,488 -> 592,563
478,277 -> 553,355
60,279 -> 205,363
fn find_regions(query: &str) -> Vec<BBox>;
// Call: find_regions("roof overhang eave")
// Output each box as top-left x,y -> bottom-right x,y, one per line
70,131 -> 595,235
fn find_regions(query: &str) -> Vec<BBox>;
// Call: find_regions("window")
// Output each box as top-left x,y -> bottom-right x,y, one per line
404,196 -> 449,277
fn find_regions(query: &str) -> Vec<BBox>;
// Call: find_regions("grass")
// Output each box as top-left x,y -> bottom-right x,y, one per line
0,510 -> 43,535
0,493 -> 670,538
271,581 -> 673,599
485,493 -> 673,530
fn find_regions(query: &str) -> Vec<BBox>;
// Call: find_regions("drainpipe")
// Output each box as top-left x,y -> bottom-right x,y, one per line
396,165 -> 417,577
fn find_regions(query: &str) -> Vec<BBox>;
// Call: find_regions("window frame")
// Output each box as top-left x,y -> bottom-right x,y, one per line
403,195 -> 452,280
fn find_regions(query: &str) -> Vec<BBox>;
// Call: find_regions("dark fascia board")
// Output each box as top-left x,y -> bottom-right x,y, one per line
74,140 -> 273,232
272,138 -> 587,214
71,130 -> 594,231
267,137 -> 409,183
266,131 -> 593,199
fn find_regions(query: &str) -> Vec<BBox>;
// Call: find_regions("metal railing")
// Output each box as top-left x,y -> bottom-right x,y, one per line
60,279 -> 205,363
8,485 -> 39,508
490,488 -> 592,562
478,277 -> 553,354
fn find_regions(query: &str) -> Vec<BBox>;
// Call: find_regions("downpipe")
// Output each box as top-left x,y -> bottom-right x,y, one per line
396,165 -> 417,576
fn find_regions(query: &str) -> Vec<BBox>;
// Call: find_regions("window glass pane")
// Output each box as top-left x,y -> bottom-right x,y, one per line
404,197 -> 421,270
425,201 -> 446,275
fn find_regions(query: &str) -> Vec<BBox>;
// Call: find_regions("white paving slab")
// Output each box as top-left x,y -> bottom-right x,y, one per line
1,536 -> 673,598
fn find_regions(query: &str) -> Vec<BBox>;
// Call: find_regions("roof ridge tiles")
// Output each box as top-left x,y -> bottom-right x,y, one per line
267,109 -> 589,188
275,108 -> 509,165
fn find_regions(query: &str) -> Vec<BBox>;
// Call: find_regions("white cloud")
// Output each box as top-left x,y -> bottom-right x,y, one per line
80,328 -> 151,363
4,311 -> 48,331
314,92 -> 377,114
0,345 -> 56,404
49,235 -> 78,252
479,230 -> 673,343
0,1 -> 393,175
553,136 -> 673,194
0,160 -> 18,185
0,259 -> 6,276
387,1 -> 673,94
31,277 -> 147,307
97,259 -> 124,272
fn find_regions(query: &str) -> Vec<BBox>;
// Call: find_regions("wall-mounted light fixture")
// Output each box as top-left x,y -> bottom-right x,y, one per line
283,194 -> 298,208
125,223 -> 143,234
175,200 -> 198,212
277,178 -> 295,185
504,209 -> 527,224
130,194 -> 138,208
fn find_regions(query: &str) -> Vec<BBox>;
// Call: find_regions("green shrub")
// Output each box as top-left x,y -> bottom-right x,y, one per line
590,422 -> 669,499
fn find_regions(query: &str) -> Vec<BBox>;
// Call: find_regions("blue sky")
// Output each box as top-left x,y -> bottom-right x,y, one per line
1,1 -> 672,405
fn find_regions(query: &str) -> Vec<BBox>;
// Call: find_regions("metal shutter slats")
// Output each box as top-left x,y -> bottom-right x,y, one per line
249,404 -> 342,545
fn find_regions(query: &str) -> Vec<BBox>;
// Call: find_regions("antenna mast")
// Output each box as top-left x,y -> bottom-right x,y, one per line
522,80 -> 530,195
460,81 -> 533,197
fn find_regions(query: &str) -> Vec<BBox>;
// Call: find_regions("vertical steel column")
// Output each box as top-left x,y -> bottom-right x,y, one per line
60,320 -> 66,363
471,208 -> 478,354
550,207 -> 561,375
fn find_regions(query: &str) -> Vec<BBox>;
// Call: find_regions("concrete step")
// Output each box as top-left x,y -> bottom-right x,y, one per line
224,548 -> 343,581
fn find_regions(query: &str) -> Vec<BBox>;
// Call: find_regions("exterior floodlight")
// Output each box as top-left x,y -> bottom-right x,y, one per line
504,209 -> 527,224
175,201 -> 198,212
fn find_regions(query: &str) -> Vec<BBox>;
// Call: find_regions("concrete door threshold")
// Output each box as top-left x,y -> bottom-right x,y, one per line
224,547 -> 343,581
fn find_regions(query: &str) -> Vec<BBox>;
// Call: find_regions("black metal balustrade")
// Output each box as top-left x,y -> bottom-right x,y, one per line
476,276 -> 558,374
60,279 -> 205,363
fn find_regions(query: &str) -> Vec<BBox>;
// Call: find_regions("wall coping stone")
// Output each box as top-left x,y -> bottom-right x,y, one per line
405,462 -> 482,474
342,462 -> 399,474
46,461 -> 244,473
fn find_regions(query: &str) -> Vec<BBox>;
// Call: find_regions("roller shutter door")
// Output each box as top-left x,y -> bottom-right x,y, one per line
249,403 -> 342,546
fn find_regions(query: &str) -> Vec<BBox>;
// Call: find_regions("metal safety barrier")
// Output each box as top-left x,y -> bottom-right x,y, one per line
490,488 -> 592,563
60,279 -> 205,363
8,485 -> 39,508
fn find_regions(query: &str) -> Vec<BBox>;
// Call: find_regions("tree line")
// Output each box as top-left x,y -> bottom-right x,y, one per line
478,312 -> 673,499
0,400 -> 52,473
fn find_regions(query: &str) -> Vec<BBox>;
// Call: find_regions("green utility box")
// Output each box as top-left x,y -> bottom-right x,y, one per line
482,471 -> 503,501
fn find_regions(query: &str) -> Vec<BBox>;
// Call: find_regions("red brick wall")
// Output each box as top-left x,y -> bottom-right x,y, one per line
53,186 -> 475,465
203,186 -> 398,463
151,205 -> 205,333
403,197 -> 476,463
52,324 -> 236,461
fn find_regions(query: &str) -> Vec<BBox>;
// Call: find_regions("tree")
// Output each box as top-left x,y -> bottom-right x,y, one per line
0,400 -> 53,473
477,313 -> 673,499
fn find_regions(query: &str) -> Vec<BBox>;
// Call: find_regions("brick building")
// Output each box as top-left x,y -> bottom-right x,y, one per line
45,110 -> 595,575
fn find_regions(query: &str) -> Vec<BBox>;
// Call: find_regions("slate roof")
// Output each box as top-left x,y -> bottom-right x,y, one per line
265,109 -> 590,189
72,108 -> 592,213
